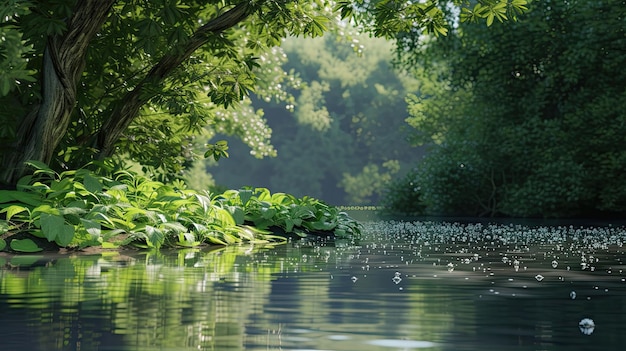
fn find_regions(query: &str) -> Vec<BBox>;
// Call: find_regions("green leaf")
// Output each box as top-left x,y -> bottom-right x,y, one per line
0,190 -> 42,206
486,13 -> 494,26
205,140 -> 230,161
83,173 -> 103,194
238,189 -> 253,206
177,240 -> 200,248
229,206 -> 245,225
260,207 -> 276,220
144,225 -> 165,248
40,212 -> 65,242
0,205 -> 30,221
285,218 -> 295,232
0,76 -> 10,96
80,218 -> 101,239
10,238 -> 43,252
32,204 -> 61,216
0,238 -> 6,251
59,206 -> 87,217
55,224 -> 75,247
24,160 -> 54,174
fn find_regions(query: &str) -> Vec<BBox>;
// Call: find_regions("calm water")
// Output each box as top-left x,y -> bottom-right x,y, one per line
2,220 -> 626,351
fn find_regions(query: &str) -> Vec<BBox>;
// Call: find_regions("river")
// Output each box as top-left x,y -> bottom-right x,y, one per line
1,219 -> 625,350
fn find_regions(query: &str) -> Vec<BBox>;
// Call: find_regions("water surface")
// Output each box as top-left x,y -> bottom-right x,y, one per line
1,220 -> 625,350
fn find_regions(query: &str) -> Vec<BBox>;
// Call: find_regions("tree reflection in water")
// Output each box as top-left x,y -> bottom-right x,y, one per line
2,220 -> 626,350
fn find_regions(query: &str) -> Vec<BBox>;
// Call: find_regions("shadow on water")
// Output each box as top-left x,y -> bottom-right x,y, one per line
2,217 -> 626,350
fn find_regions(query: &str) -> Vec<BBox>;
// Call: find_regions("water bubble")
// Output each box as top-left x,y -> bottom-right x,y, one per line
447,262 -> 454,272
570,291 -> 577,299
351,276 -> 358,283
535,274 -> 545,282
551,260 -> 558,268
392,272 -> 402,284
579,318 -> 595,335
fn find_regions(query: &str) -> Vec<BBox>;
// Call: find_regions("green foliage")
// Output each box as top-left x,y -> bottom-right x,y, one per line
9,239 -> 42,253
378,168 -> 424,216
209,32 -> 422,204
405,142 -> 502,216
182,159 -> 221,193
0,240 -> 357,348
294,81 -> 332,131
460,0 -> 528,26
386,0 -> 626,218
341,160 -> 401,204
216,187 -> 362,239
339,0 -> 528,39
0,0 -> 325,181
0,0 -> 528,186
204,140 -> 230,161
0,162 -> 359,250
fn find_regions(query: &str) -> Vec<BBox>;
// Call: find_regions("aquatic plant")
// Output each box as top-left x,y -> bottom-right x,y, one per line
0,161 -> 360,251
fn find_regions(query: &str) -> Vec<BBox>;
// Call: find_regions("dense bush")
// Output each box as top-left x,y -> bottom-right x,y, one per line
0,162 -> 360,252
378,168 -> 423,216
384,0 -> 626,218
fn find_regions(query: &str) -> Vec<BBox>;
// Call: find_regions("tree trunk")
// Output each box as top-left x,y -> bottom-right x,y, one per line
1,0 -> 115,185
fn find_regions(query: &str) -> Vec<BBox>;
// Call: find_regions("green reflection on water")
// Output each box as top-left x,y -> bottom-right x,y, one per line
0,245 -> 286,350
0,236 -> 451,351
5,220 -> 626,351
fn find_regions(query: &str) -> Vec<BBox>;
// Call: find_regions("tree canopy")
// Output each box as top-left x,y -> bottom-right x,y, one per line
383,0 -> 626,217
0,0 -> 533,250
209,33 -> 422,204
0,0 -> 528,186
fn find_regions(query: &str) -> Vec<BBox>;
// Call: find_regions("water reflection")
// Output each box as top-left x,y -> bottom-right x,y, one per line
1,221 -> 626,350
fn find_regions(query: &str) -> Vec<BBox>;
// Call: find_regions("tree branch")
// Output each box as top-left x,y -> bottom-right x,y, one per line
95,1 -> 254,159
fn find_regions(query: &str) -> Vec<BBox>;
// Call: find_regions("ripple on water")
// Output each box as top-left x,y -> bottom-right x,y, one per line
366,339 -> 438,348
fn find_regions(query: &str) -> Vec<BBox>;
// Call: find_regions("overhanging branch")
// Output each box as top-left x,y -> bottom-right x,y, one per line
95,1 -> 255,158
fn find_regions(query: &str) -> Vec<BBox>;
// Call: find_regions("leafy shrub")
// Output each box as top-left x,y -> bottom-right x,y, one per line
379,168 -> 424,216
0,161 -> 360,251
216,187 -> 361,239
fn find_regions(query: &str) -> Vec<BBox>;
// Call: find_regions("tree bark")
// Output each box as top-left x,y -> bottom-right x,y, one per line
1,0 -> 115,185
94,1 -> 253,159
